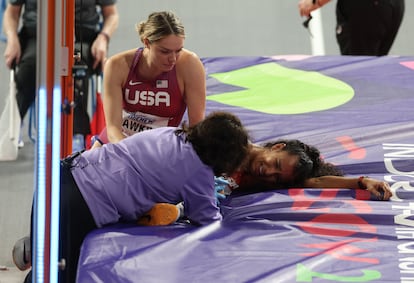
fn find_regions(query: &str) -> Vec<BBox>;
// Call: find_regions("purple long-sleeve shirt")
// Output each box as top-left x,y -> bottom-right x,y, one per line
70,127 -> 222,227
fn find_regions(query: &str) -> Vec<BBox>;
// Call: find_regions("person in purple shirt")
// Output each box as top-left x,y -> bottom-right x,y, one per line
16,111 -> 250,283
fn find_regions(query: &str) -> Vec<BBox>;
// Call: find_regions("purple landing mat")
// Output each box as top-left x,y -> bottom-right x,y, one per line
77,56 -> 414,283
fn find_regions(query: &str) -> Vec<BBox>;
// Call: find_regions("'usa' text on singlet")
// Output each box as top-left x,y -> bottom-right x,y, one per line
124,90 -> 171,106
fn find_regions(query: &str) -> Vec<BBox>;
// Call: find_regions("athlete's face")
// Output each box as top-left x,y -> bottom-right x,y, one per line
148,35 -> 184,71
246,144 -> 298,186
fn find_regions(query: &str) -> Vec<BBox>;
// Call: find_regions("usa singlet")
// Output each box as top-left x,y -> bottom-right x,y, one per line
121,48 -> 186,136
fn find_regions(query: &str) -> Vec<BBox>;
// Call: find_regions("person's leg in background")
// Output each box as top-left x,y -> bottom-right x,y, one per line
377,0 -> 404,56
335,0 -> 404,56
14,27 -> 37,147
335,0 -> 377,55
72,40 -> 93,152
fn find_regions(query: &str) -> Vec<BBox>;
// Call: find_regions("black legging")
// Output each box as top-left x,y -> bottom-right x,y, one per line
335,0 -> 405,55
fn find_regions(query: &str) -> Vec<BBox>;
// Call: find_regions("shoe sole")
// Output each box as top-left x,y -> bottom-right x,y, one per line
137,203 -> 179,226
12,236 -> 31,271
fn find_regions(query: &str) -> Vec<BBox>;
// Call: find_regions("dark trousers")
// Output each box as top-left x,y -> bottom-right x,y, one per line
335,0 -> 405,55
73,40 -> 94,136
15,28 -> 36,120
15,27 -> 98,135
26,159 -> 97,283
59,159 -> 97,283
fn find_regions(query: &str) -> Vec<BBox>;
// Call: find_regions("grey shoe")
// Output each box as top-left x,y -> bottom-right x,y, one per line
12,236 -> 31,271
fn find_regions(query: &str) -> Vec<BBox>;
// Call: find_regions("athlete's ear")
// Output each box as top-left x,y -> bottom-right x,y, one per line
143,38 -> 150,49
271,143 -> 286,151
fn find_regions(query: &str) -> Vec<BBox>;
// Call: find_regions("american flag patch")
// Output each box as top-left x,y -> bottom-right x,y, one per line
156,80 -> 168,88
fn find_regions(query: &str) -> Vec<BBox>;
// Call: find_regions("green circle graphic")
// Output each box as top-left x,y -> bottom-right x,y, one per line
207,62 -> 354,114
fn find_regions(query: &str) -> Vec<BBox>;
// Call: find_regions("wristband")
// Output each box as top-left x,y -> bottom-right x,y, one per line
99,31 -> 110,44
91,135 -> 104,146
358,176 -> 368,190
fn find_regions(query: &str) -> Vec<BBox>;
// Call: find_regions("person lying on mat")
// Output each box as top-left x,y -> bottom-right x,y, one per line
138,139 -> 392,226
14,111 -> 250,283
90,10 -> 206,149
229,139 -> 391,200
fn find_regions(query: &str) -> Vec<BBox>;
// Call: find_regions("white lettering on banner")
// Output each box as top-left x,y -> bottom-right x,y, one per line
383,143 -> 414,202
387,143 -> 414,282
400,257 -> 414,281
399,242 -> 414,254
124,89 -> 170,106
384,144 -> 414,158
385,158 -> 414,176
394,202 -> 414,227
399,258 -> 414,283
396,227 -> 414,239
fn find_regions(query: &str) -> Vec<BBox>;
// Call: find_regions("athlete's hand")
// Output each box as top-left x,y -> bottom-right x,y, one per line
4,36 -> 21,69
364,178 -> 392,201
91,33 -> 109,71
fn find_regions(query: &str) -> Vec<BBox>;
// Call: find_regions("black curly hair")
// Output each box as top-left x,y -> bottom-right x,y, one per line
262,139 -> 343,186
175,111 -> 250,176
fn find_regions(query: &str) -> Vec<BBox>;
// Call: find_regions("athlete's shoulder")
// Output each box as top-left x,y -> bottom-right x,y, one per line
176,49 -> 204,75
179,49 -> 201,62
